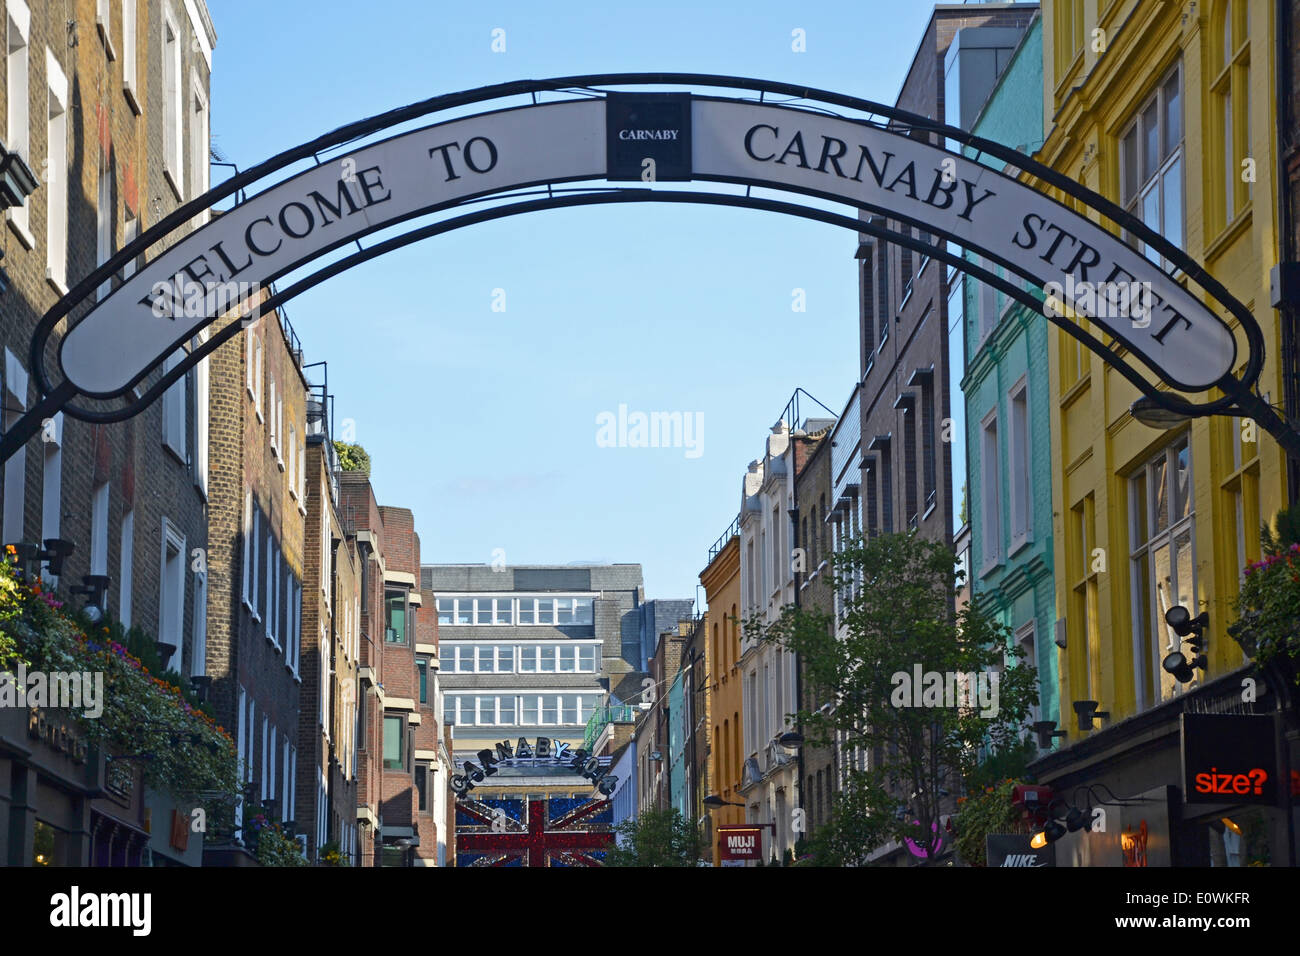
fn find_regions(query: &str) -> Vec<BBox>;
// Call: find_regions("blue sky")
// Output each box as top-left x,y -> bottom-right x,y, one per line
207,0 -> 939,603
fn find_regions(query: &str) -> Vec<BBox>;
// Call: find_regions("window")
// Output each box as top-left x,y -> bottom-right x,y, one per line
879,439 -> 894,534
192,571 -> 207,677
195,331 -> 209,496
90,481 -> 110,577
1008,379 -> 1031,548
287,426 -> 297,496
241,492 -> 252,606
920,372 -> 936,508
45,48 -> 68,291
95,0 -> 114,56
190,78 -> 209,213
415,765 -> 427,812
6,1 -> 31,237
980,410 -> 1001,571
159,520 -> 185,672
1015,621 -> 1040,727
122,0 -> 138,109
383,716 -> 404,769
1211,1 -> 1250,231
162,350 -> 187,459
1130,436 -> 1195,708
96,149 -> 113,301
385,590 -> 407,643
437,598 -> 453,625
1071,494 -> 1101,703
118,509 -> 133,627
1054,0 -> 1085,80
162,8 -> 182,194
41,413 -> 62,574
1121,65 -> 1183,268
902,396 -> 918,527
268,377 -> 278,453
417,659 -> 427,704
876,241 -> 890,348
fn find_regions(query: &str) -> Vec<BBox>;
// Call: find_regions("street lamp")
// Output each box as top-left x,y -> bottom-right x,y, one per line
702,794 -> 745,808
1129,396 -> 1194,430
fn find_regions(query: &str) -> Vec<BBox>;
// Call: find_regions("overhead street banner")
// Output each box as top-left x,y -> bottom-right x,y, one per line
59,95 -> 1236,398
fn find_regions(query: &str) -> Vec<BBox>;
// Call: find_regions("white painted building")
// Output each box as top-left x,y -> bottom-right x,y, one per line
736,420 -> 801,864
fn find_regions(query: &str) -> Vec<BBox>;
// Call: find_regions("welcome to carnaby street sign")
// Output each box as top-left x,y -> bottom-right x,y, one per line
9,75 -> 1262,468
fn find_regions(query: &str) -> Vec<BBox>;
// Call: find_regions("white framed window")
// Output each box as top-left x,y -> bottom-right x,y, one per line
250,505 -> 261,622
122,0 -> 139,110
1121,64 -> 1184,269
159,519 -> 186,672
1008,378 -> 1031,550
261,715 -> 269,800
235,686 -> 247,832
122,213 -> 139,280
2,351 -> 27,543
979,409 -> 1001,572
95,0 -> 115,58
189,73 -> 209,218
287,426 -> 297,498
268,377 -> 278,453
40,412 -> 63,578
162,350 -> 187,459
241,491 -> 252,606
195,331 -> 209,496
297,442 -> 306,504
191,571 -> 207,677
118,508 -> 134,627
90,481 -> 110,576
162,7 -> 182,196
1129,435 -> 1196,708
45,48 -> 69,293
6,0 -> 32,240
96,150 -> 113,301
287,746 -> 296,821
1015,620 -> 1040,726
265,531 -> 274,639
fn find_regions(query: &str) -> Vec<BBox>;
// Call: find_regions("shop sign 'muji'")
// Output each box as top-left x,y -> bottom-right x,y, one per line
451,736 -> 619,799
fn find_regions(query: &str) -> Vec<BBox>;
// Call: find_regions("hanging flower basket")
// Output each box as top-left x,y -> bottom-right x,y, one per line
1229,544 -> 1300,687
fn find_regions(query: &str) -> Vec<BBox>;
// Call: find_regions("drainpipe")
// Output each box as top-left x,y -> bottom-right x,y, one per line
1279,0 -> 1299,503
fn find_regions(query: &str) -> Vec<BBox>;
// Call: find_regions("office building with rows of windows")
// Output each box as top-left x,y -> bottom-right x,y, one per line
421,563 -> 658,763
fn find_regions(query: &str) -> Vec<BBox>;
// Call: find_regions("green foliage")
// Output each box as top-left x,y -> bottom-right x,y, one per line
746,531 -> 1040,863
318,840 -> 349,866
965,738 -> 1038,792
0,556 -> 239,807
333,440 -> 371,473
801,770 -> 894,866
1230,541 -> 1300,683
1261,503 -> 1300,556
255,825 -> 308,867
605,807 -> 702,867
953,778 -> 1024,867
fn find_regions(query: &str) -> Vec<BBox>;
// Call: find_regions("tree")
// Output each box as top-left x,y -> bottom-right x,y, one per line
333,440 -> 371,473
605,807 -> 702,867
748,531 -> 1039,864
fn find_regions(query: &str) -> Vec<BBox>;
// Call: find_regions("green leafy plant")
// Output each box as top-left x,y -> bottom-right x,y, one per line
952,778 -> 1025,867
333,440 -> 371,473
255,825 -> 308,867
1230,541 -> 1300,683
0,553 -> 239,807
746,531 -> 1040,864
606,807 -> 701,867
318,840 -> 349,866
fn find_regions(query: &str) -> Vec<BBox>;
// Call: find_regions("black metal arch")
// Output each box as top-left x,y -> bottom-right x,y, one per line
5,74 -> 1285,462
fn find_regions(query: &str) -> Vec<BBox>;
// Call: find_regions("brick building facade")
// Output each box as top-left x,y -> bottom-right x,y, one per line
0,0 -> 217,867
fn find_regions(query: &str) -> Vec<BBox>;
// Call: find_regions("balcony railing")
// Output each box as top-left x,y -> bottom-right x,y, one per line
708,515 -> 740,564
583,704 -> 641,752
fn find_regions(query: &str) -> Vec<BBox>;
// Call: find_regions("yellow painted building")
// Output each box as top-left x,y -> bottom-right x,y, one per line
1038,0 -> 1283,736
700,528 -> 744,864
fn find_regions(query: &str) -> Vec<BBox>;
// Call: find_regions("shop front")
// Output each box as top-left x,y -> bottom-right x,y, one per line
0,705 -> 101,866
1029,668 -> 1297,867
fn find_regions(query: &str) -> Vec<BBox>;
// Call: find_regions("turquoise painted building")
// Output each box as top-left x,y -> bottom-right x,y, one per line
959,17 -> 1060,738
667,669 -> 689,818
